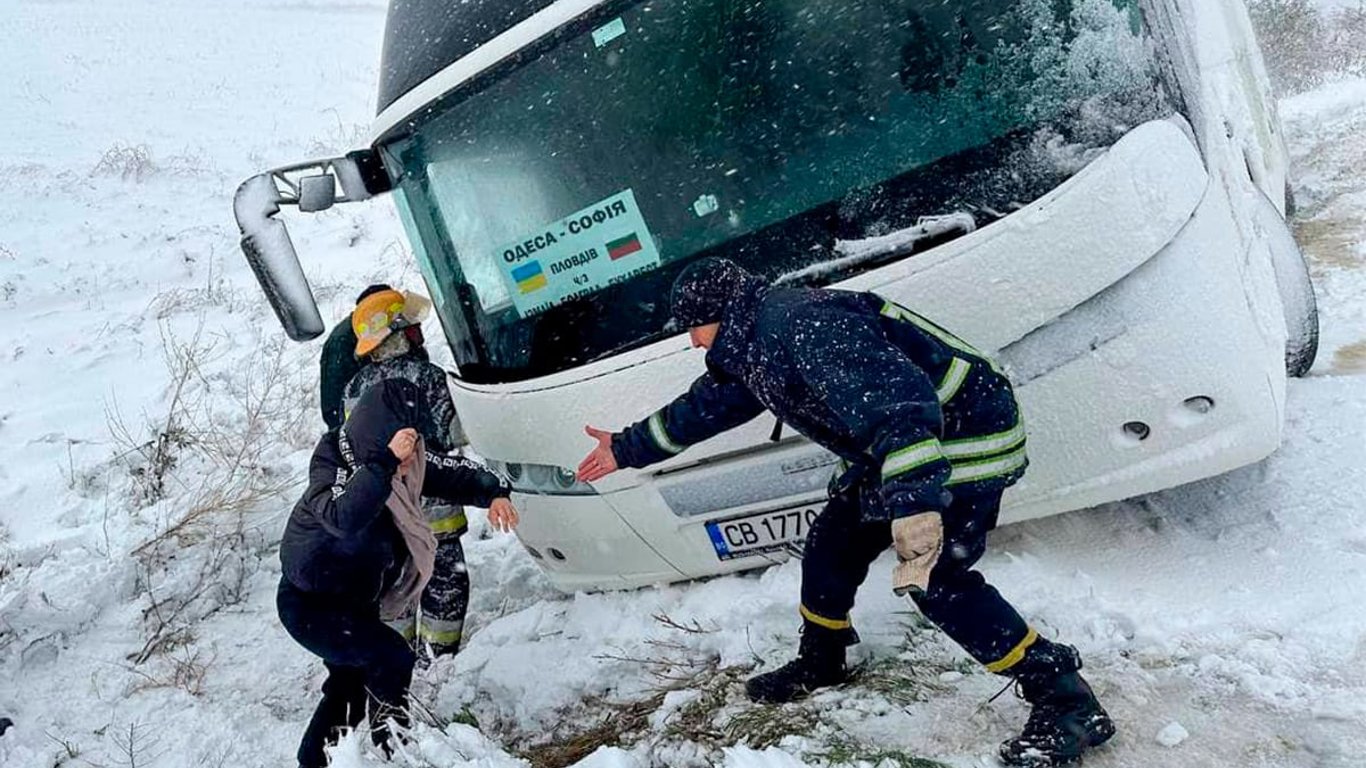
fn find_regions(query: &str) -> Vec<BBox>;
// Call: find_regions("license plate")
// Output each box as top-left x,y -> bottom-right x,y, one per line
705,506 -> 820,560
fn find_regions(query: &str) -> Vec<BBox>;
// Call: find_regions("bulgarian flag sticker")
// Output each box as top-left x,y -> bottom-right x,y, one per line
606,232 -> 644,260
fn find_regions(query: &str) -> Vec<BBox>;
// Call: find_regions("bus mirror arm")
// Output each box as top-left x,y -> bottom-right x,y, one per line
233,150 -> 393,342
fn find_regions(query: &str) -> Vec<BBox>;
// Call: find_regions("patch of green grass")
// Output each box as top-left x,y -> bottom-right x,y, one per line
450,706 -> 480,729
722,703 -> 820,749
847,658 -> 955,707
514,693 -> 662,768
811,735 -> 953,768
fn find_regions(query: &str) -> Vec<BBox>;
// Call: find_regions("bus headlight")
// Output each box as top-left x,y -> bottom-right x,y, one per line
485,460 -> 598,496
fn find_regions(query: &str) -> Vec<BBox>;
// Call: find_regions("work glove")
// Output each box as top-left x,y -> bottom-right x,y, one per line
891,512 -> 944,597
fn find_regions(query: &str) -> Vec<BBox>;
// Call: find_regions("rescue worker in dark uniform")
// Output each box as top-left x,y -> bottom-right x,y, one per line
278,379 -> 515,768
577,258 -> 1114,767
337,288 -> 498,658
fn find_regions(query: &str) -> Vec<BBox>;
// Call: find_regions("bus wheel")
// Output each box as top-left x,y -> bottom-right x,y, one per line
1266,200 -> 1319,378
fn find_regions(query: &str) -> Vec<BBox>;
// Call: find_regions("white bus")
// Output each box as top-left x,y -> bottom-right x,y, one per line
237,0 -> 1317,591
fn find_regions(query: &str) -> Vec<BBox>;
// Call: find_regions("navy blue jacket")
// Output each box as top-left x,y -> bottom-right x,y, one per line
281,381 -> 509,603
612,283 -> 1026,519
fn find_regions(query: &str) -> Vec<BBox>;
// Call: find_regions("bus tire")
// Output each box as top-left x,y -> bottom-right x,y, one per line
1266,209 -> 1319,378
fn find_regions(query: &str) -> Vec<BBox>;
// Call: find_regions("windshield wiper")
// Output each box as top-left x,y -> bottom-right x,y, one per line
776,212 -> 977,287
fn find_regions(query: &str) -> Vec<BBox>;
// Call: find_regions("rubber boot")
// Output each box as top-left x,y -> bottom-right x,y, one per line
999,641 -> 1115,766
745,622 -> 853,704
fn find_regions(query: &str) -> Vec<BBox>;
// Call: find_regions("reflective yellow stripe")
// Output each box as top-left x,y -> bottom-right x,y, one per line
985,627 -> 1039,673
882,438 -> 944,481
649,411 -> 685,455
429,510 -> 469,534
386,618 -> 416,641
800,604 -> 852,630
942,421 -> 1026,461
947,445 -> 1028,485
418,626 -> 463,645
936,357 -> 971,404
881,301 -> 981,358
881,301 -> 1003,375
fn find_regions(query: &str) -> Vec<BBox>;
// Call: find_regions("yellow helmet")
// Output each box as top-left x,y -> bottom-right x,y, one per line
352,289 -> 432,357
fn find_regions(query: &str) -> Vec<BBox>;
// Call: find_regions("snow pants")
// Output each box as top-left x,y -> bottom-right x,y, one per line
386,503 -> 469,655
277,579 -> 415,768
799,487 -> 1039,674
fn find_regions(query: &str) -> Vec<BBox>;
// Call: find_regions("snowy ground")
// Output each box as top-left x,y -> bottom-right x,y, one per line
3,2 -> 1366,767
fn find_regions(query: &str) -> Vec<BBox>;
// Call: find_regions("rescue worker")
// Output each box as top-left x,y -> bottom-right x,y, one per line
342,288 -> 464,453
278,379 -> 517,768
342,287 -> 480,657
319,283 -> 395,431
576,258 -> 1114,767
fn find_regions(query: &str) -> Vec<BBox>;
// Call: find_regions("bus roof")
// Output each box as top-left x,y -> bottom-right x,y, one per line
375,0 -> 614,141
378,0 -> 557,114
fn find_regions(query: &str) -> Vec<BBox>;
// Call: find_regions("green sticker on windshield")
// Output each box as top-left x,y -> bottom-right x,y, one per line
593,18 -> 626,48
496,189 -> 661,318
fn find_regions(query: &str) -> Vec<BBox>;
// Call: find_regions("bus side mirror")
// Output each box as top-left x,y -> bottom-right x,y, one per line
233,151 -> 393,341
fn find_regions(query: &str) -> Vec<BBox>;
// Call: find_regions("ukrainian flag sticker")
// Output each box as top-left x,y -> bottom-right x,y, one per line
512,261 -> 548,294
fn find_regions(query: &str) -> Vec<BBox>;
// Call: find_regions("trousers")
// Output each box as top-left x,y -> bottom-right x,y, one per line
277,579 -> 416,768
799,487 -> 1037,672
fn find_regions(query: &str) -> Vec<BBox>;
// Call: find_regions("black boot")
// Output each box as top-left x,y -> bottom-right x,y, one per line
999,641 -> 1115,767
745,622 -> 853,704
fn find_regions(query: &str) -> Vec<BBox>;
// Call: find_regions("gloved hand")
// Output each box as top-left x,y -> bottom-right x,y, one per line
891,512 -> 944,596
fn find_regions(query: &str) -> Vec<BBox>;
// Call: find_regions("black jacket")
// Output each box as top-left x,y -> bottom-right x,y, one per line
281,380 -> 510,602
612,282 -> 1025,520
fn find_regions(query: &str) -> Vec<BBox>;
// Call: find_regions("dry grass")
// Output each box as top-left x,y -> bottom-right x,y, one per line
125,646 -> 216,697
101,301 -> 314,687
810,735 -> 953,768
1331,339 -> 1366,374
90,143 -> 211,181
481,610 -> 969,767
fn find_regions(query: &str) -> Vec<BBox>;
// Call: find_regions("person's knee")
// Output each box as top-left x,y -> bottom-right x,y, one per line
940,535 -> 988,570
379,639 -> 416,672
366,646 -> 416,704
912,567 -> 986,614
320,668 -> 366,697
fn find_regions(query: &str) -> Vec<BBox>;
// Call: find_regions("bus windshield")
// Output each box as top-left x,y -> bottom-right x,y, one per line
382,0 -> 1176,383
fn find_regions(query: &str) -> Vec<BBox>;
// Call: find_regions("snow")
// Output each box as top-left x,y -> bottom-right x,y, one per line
3,2 -> 1366,768
777,213 -> 978,286
1155,722 -> 1190,748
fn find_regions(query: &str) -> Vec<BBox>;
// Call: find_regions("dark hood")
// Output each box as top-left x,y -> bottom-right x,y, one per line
341,378 -> 422,468
670,257 -> 766,329
705,278 -> 769,380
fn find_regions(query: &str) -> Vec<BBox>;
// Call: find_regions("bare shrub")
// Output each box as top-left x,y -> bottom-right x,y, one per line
110,315 -> 312,532
110,721 -> 165,768
105,302 -> 314,678
92,144 -> 159,181
90,143 -> 214,181
148,250 -> 253,319
130,527 -> 256,666
307,108 -> 370,157
44,731 -> 82,763
126,646 -> 216,697
106,323 -> 202,507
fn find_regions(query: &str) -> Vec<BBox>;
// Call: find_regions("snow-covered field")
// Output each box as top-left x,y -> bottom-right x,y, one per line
3,1 -> 1366,767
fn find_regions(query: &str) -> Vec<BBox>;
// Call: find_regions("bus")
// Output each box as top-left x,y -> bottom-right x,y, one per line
236,0 -> 1318,591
